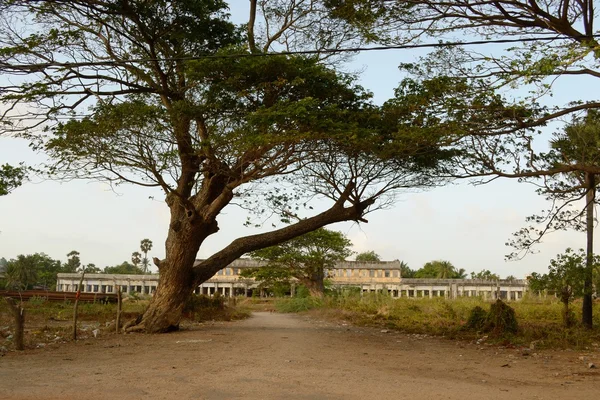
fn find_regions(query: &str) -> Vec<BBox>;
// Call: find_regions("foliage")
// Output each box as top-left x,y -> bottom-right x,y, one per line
249,228 -> 353,296
414,260 -> 466,279
355,250 -> 381,262
0,0 -> 457,332
485,300 -> 519,336
528,248 -> 598,327
239,265 -> 293,294
0,164 -> 26,196
4,255 -> 39,291
131,252 -> 141,269
63,251 -> 81,273
470,270 -> 500,281
275,296 -> 323,313
104,261 -> 144,275
4,253 -> 65,290
465,306 -> 488,331
399,261 -> 416,278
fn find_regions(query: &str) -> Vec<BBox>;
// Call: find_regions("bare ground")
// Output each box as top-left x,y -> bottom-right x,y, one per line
0,311 -> 598,399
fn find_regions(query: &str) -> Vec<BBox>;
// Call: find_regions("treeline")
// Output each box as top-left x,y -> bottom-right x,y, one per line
0,250 -> 149,291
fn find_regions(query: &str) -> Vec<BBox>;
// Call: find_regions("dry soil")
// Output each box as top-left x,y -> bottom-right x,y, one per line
0,311 -> 599,399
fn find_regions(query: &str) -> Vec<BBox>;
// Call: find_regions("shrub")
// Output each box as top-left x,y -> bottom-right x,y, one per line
466,306 -> 488,331
484,300 -> 518,335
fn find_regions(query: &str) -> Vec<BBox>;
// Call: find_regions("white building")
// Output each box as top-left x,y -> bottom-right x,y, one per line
56,259 -> 528,300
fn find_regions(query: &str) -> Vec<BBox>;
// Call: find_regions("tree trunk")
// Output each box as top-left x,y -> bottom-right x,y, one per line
130,253 -> 198,333
129,220 -> 209,333
583,172 -> 594,329
301,270 -> 325,298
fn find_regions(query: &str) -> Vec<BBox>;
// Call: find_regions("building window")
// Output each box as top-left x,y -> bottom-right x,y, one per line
93,285 -> 99,292
136,285 -> 142,293
121,285 -> 127,293
346,269 -> 351,278
369,270 -> 375,277
86,285 -> 92,292
384,270 -> 390,278
225,268 -> 231,276
233,268 -> 239,275
106,285 -> 113,293
377,270 -> 383,278
393,270 -> 399,278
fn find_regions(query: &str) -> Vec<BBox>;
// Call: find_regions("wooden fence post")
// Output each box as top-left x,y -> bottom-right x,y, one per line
5,298 -> 25,351
72,271 -> 86,340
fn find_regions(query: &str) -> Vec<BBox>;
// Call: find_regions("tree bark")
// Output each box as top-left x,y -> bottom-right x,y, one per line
300,269 -> 325,298
583,172 -> 594,329
128,232 -> 202,333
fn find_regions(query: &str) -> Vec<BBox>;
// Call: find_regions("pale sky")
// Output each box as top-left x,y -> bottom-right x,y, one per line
0,2 -> 598,277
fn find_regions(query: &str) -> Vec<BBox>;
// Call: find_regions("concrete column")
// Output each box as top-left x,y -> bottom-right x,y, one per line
230,283 -> 234,298
429,287 -> 433,298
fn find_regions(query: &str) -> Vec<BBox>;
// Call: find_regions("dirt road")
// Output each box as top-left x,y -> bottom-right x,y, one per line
0,312 -> 598,399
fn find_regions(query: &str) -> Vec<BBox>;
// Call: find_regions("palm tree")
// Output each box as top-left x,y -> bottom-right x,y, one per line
140,239 -> 153,274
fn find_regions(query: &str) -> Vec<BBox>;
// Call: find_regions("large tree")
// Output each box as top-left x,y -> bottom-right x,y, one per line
0,0 -> 450,332
248,228 -> 353,297
330,0 -> 600,328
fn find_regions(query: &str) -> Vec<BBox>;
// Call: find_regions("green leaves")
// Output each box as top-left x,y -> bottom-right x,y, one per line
0,163 -> 26,196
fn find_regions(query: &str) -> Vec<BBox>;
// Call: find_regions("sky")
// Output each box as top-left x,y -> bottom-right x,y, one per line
0,2 -> 598,278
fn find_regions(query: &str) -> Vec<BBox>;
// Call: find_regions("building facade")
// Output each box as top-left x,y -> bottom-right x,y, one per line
56,259 -> 528,300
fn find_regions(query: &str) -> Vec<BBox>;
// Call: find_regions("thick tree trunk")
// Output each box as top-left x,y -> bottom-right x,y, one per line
583,172 -> 594,329
130,241 -> 200,333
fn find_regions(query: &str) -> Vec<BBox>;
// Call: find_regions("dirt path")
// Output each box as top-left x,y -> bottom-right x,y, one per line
0,312 -> 598,399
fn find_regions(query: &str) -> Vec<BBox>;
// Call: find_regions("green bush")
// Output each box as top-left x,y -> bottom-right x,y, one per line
275,297 -> 323,313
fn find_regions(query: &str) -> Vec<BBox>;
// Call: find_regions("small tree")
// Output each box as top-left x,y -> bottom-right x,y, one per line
529,248 -> 594,328
249,228 -> 353,297
140,239 -> 153,274
355,251 -> 381,262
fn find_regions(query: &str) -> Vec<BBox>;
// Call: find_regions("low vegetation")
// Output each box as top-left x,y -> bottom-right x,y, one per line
275,292 -> 600,348
0,294 -> 250,352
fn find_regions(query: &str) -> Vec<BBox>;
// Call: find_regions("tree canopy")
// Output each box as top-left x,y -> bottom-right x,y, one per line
355,250 -> 381,262
414,260 -> 466,279
0,0 -> 454,332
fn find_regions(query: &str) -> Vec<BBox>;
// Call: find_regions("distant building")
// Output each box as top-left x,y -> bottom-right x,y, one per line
56,258 -> 528,300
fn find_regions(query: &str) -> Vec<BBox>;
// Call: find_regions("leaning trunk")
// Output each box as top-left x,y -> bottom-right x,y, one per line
130,213 -> 215,332
132,246 -> 199,333
583,172 -> 595,329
